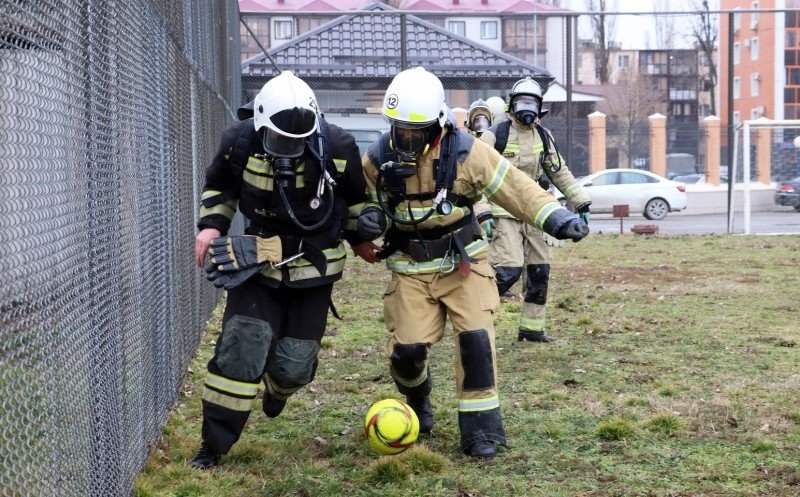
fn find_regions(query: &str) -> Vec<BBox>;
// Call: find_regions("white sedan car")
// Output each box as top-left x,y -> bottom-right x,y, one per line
558,169 -> 688,220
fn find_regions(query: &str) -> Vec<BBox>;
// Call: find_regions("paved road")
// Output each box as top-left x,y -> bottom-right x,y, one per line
589,206 -> 800,235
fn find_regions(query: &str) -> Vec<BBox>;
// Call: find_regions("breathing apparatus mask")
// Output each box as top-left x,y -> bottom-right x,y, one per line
390,121 -> 441,163
259,107 -> 317,183
512,95 -> 541,127
470,114 -> 490,135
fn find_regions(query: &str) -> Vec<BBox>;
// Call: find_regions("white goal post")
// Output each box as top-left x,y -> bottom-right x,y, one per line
729,118 -> 800,234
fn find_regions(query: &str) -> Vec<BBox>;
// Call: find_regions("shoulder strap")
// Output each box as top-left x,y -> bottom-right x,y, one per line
202,121 -> 257,208
534,123 -> 551,157
231,119 -> 258,176
493,120 -> 512,154
304,116 -> 334,174
535,123 -> 564,176
378,132 -> 397,166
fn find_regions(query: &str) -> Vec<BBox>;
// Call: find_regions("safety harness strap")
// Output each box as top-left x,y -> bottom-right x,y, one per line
202,120 -> 258,208
491,120 -> 512,155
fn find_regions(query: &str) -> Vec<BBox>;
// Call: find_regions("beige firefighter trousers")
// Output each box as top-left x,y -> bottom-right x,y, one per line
488,217 -> 553,333
382,260 -> 501,402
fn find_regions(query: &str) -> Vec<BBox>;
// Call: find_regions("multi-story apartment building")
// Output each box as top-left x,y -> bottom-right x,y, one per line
577,41 -> 714,123
720,0 -> 791,125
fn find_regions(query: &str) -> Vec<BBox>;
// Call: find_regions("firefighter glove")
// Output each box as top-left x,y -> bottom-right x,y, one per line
478,213 -> 495,240
355,206 -> 387,241
556,217 -> 589,242
542,231 -> 565,248
577,203 -> 591,225
542,208 -> 589,242
205,235 -> 282,289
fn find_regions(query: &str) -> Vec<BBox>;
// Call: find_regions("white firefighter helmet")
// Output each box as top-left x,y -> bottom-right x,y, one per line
508,77 -> 544,126
382,67 -> 448,158
485,96 -> 507,121
253,70 -> 319,158
466,99 -> 492,134
509,76 -> 544,104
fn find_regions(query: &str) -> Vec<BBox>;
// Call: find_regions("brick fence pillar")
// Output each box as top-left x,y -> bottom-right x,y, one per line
703,115 -> 722,186
588,111 -> 606,173
649,113 -> 667,177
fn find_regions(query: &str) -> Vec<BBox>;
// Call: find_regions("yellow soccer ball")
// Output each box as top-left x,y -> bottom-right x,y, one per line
364,398 -> 420,455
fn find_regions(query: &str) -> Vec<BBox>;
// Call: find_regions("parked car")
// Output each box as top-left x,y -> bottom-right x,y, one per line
774,176 -> 800,211
673,173 -> 728,185
632,153 -> 698,179
557,168 -> 687,220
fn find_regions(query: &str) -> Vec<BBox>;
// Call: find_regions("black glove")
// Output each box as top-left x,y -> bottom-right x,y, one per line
577,203 -> 590,225
556,218 -> 589,241
205,261 -> 265,290
205,235 -> 282,289
356,207 -> 387,241
542,208 -> 590,242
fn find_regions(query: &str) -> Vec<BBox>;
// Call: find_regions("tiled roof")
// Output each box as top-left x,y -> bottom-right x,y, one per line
238,0 -> 570,13
403,0 -> 570,13
242,2 -> 553,90
240,0 -> 368,12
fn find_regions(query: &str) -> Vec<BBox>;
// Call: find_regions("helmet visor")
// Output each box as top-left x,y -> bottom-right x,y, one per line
391,122 -> 439,158
262,128 -> 306,158
269,107 -> 317,137
471,115 -> 490,133
511,95 -> 541,116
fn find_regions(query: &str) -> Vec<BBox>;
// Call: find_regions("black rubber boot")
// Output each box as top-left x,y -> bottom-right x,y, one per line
406,395 -> 434,434
517,330 -> 552,343
190,442 -> 221,469
262,392 -> 287,418
466,440 -> 497,458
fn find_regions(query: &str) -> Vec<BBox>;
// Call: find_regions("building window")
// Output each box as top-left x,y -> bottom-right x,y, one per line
751,73 -> 760,96
640,51 -> 668,75
791,68 -> 800,85
240,17 -> 269,60
751,107 -> 762,119
733,111 -> 741,125
480,21 -> 498,40
733,42 -> 740,64
733,76 -> 741,99
733,8 -> 741,32
448,20 -> 466,37
503,18 -> 545,64
789,30 -> 797,48
750,37 -> 759,59
298,16 -> 334,35
273,19 -> 293,40
751,1 -> 759,29
618,54 -> 630,69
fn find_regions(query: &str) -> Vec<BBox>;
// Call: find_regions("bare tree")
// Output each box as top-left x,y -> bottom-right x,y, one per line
607,70 -> 663,167
688,0 -> 719,116
585,0 -> 617,84
652,0 -> 677,48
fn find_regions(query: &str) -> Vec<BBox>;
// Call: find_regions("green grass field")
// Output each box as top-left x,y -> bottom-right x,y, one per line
135,234 -> 800,497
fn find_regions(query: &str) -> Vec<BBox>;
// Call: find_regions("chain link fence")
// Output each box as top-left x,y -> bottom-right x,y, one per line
0,0 -> 240,495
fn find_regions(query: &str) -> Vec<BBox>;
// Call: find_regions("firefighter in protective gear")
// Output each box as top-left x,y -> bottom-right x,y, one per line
485,96 -> 508,125
480,76 -> 591,343
191,71 -> 375,469
465,99 -> 492,137
356,67 -> 589,458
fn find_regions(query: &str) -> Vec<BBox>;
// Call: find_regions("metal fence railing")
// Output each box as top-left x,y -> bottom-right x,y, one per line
0,1 -> 241,495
